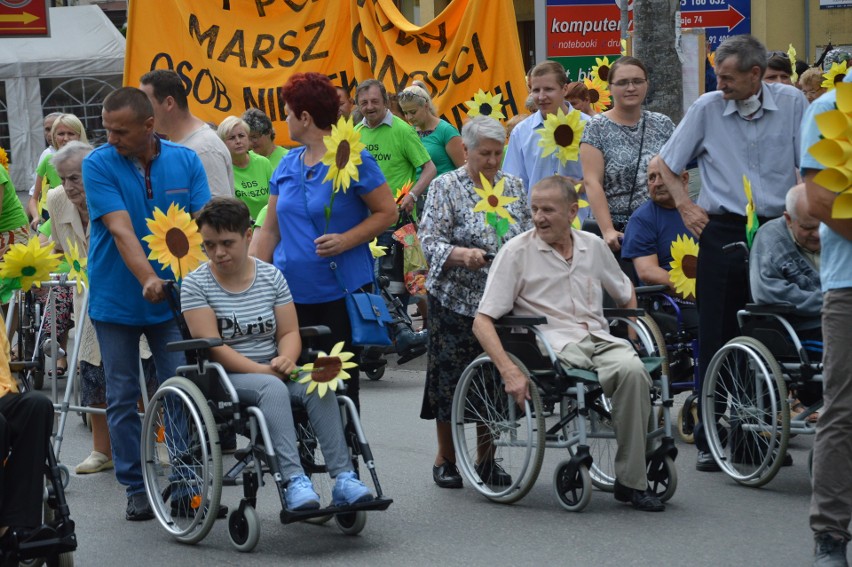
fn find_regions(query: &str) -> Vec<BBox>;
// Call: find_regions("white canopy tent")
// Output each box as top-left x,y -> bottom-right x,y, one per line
0,5 -> 125,192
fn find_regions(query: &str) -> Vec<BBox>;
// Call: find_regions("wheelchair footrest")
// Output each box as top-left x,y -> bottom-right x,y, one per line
278,497 -> 393,525
10,521 -> 77,561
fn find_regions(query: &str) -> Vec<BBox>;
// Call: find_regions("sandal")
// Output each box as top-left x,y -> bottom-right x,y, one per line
48,358 -> 67,377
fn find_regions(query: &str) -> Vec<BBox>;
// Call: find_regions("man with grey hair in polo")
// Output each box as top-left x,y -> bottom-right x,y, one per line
654,34 -> 808,472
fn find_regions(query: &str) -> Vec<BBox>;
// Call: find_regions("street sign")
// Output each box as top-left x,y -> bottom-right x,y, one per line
0,0 -> 49,38
679,0 -> 750,48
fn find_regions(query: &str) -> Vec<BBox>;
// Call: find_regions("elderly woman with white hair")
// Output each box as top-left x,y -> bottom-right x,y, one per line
218,115 -> 273,221
418,115 -> 533,489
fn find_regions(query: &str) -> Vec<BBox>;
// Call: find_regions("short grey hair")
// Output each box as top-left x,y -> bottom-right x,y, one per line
242,108 -> 274,139
785,183 -> 807,221
355,79 -> 388,105
461,115 -> 506,150
715,34 -> 767,74
531,175 -> 578,206
51,140 -> 93,171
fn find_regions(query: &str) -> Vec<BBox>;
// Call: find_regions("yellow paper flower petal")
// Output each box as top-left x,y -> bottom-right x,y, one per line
63,238 -> 88,294
321,116 -> 365,193
813,167 -> 852,193
464,89 -> 505,121
788,44 -> 798,83
141,203 -> 205,281
583,76 -> 611,113
832,191 -> 852,218
620,39 -> 628,57
369,238 -> 387,258
669,234 -> 699,301
822,61 -> 848,90
0,147 -> 8,170
592,56 -> 613,83
810,138 -> 852,169
474,173 -> 518,224
0,238 -> 62,290
535,107 -> 586,165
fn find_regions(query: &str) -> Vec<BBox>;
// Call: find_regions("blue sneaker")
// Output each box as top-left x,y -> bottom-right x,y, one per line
332,471 -> 374,506
285,474 -> 320,511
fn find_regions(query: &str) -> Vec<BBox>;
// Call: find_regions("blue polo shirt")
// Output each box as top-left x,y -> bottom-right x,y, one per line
622,200 -> 692,272
83,139 -> 210,325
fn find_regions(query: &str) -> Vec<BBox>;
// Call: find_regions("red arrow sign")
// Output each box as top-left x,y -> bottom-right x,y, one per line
681,5 -> 745,31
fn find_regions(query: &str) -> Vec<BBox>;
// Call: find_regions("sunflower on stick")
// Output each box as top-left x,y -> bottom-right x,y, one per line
464,90 -> 505,121
290,342 -> 357,398
0,238 -> 62,291
142,202 -> 206,281
808,82 -> 852,217
535,107 -> 586,165
63,238 -> 88,293
472,173 -> 519,249
320,116 -> 366,233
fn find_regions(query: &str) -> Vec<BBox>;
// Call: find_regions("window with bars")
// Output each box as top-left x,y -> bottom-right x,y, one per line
0,81 -> 10,162
40,75 -> 122,147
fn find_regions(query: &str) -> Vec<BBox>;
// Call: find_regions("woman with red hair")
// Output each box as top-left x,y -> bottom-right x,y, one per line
251,73 -> 397,411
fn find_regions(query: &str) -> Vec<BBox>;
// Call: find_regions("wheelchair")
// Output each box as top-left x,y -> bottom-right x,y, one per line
450,311 -> 678,512
140,322 -> 393,552
701,244 -> 823,487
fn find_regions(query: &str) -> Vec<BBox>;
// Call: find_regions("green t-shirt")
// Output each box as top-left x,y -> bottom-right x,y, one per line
267,145 -> 289,170
420,119 -> 460,177
36,154 -> 62,189
0,165 -> 27,232
233,151 -> 273,221
254,204 -> 267,228
357,114 -> 430,196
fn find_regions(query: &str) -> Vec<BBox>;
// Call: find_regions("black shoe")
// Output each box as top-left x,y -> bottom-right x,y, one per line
814,533 -> 849,567
432,461 -> 463,489
613,480 -> 665,512
170,495 -> 228,519
696,450 -> 721,472
475,459 -> 513,487
126,492 -> 155,521
781,451 -> 794,467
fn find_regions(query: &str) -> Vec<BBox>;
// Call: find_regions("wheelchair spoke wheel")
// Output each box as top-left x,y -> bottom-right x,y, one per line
647,455 -> 677,502
637,315 -> 669,378
702,337 -> 789,487
677,395 -> 698,445
295,417 -> 333,525
142,377 -> 222,544
553,461 -> 592,512
568,391 -> 617,492
451,353 -> 545,504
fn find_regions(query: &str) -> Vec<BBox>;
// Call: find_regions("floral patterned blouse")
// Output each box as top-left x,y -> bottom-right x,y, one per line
580,110 -> 674,229
420,166 -> 532,318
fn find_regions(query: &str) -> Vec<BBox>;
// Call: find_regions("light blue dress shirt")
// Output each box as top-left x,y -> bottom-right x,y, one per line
659,82 -> 807,217
503,105 -> 589,194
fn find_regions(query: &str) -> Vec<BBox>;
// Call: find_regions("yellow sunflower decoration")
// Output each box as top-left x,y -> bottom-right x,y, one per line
583,77 -> 612,114
809,82 -> 852,218
822,61 -> 848,90
369,238 -> 387,258
321,116 -> 365,194
743,175 -> 759,247
63,238 -> 88,293
591,56 -> 613,83
295,342 -> 357,397
36,177 -> 49,218
571,183 -> 590,229
473,173 -> 518,247
788,44 -> 798,83
142,203 -> 205,281
620,39 -> 628,57
464,89 -> 505,121
395,178 -> 414,204
0,147 -> 8,170
0,238 -> 62,290
669,235 -> 699,301
535,107 -> 586,165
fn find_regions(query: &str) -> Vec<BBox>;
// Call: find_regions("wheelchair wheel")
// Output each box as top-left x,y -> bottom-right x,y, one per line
647,455 -> 678,502
553,461 -> 592,512
335,511 -> 367,536
702,336 -> 789,487
364,365 -> 385,381
568,391 -> 616,492
228,504 -> 260,553
677,395 -> 698,445
636,315 -> 669,378
141,377 -> 223,544
451,353 -> 545,504
295,418 -> 333,525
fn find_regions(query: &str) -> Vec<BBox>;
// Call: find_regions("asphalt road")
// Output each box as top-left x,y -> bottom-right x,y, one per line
39,350 -> 823,567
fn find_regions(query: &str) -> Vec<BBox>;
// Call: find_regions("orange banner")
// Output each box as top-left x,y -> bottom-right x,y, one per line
124,0 -> 528,144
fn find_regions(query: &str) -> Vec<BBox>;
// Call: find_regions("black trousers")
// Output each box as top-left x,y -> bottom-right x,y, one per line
0,392 -> 53,528
693,218 -> 751,452
295,299 -> 361,413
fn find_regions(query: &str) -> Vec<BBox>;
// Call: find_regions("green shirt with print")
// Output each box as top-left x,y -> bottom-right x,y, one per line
233,151 -> 273,221
0,165 -> 28,232
267,146 -> 289,170
357,113 -> 430,196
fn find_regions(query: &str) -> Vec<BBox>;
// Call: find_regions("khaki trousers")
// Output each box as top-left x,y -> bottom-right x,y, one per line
557,335 -> 652,491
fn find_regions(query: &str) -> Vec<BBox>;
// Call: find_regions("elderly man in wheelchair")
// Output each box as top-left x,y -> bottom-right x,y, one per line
472,176 -> 666,512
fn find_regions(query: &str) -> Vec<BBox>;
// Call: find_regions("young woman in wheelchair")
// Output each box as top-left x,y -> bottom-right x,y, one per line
180,197 -> 373,511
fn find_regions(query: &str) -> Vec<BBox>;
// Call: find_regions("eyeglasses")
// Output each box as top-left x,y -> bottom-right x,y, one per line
611,78 -> 647,88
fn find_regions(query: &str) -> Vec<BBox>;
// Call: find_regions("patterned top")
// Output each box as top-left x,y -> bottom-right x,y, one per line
580,111 -> 674,229
420,166 -> 533,318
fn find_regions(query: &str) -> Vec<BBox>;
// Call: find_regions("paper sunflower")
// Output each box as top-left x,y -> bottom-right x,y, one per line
0,147 -> 8,170
296,342 -> 357,398
591,56 -> 613,83
743,175 -> 759,248
142,203 -> 205,281
583,77 -> 611,113
571,185 -> 590,230
822,61 -> 848,90
788,44 -> 798,83
620,39 -> 628,57
809,82 -> 852,218
321,116 -> 365,194
464,89 -> 505,121
395,178 -> 414,203
669,234 -> 699,301
473,173 -> 518,224
535,107 -> 585,165
63,238 -> 88,293
369,238 -> 387,258
0,238 -> 62,290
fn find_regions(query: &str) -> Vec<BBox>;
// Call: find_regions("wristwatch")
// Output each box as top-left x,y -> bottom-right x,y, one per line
408,192 -> 418,202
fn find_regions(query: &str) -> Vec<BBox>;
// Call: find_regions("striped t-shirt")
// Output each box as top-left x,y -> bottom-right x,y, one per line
181,259 -> 292,363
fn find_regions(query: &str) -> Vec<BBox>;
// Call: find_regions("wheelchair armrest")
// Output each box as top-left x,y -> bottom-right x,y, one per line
166,338 -> 223,352
744,303 -> 796,315
635,284 -> 669,296
299,325 -> 331,338
495,315 -> 548,327
604,308 -> 645,318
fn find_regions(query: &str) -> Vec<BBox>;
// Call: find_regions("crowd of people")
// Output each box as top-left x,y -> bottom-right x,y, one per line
0,33 -> 850,565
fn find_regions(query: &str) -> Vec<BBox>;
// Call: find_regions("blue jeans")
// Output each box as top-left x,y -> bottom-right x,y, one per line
93,318 -> 185,496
